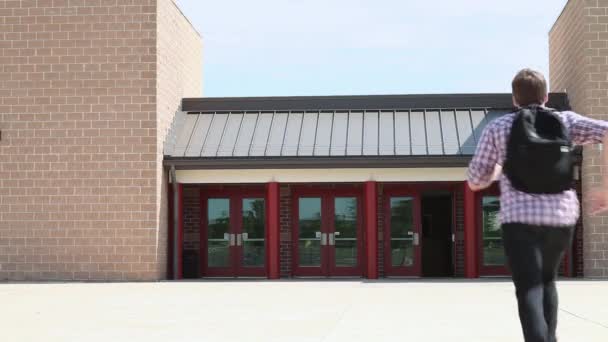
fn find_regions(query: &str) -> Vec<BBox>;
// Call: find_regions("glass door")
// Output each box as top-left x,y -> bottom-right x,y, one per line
204,197 -> 234,277
293,189 -> 363,277
479,195 -> 508,275
202,190 -> 267,277
384,191 -> 422,276
329,197 -> 362,276
237,197 -> 266,276
294,197 -> 324,276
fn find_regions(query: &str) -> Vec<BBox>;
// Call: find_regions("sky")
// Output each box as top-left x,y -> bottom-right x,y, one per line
175,0 -> 570,98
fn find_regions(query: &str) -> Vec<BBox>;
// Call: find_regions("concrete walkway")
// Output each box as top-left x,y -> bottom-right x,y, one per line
1,280 -> 607,341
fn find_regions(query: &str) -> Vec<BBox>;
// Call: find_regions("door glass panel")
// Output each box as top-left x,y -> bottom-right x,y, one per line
207,198 -> 230,267
242,198 -> 265,267
334,197 -> 358,267
482,196 -> 504,266
298,198 -> 322,267
390,197 -> 415,267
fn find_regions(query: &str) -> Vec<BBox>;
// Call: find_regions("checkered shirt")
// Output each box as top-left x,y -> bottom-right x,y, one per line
468,110 -> 608,226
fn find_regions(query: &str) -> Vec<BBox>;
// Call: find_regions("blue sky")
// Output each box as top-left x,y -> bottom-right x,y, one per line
175,0 -> 569,97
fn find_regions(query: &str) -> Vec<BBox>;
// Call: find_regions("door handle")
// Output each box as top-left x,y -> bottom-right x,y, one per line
242,232 -> 248,241
320,233 -> 328,246
236,234 -> 242,246
413,233 -> 420,246
229,233 -> 236,247
329,233 -> 335,246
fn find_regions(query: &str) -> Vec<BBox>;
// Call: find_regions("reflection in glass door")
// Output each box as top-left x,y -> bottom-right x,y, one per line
239,198 -> 266,274
331,197 -> 359,273
384,193 -> 422,276
298,198 -> 322,268
480,196 -> 507,274
205,198 -> 233,276
202,192 -> 266,277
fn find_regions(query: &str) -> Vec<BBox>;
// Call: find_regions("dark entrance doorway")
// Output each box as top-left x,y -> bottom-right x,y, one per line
421,192 -> 454,277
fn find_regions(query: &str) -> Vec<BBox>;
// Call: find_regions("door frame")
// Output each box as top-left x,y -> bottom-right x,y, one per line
291,185 -> 364,277
382,185 -> 422,276
383,182 -> 458,277
200,185 -> 267,278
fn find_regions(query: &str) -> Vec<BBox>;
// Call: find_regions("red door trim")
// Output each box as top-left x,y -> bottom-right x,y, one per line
291,185 -> 364,277
383,186 -> 422,277
200,186 -> 267,278
177,184 -> 184,279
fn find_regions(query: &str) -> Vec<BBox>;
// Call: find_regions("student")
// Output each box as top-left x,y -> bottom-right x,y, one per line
467,68 -> 608,342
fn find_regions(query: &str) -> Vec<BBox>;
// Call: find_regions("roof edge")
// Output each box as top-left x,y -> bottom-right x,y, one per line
181,93 -> 569,112
163,156 -> 472,170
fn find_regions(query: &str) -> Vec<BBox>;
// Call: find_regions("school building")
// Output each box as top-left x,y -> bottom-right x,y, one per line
0,0 -> 607,280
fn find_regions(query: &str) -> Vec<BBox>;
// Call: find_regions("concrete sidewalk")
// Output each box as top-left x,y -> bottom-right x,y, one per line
1,280 -> 607,342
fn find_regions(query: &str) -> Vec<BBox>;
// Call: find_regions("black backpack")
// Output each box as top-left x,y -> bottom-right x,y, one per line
503,106 -> 574,194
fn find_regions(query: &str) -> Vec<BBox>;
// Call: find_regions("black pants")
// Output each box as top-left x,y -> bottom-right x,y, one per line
502,223 -> 574,342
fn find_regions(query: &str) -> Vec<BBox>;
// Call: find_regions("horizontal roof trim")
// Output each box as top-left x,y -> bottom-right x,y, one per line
163,155 -> 472,170
182,93 -> 569,112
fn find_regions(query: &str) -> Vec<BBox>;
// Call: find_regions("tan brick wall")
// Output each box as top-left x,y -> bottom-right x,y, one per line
156,0 -> 202,277
550,0 -> 608,278
0,0 -> 202,281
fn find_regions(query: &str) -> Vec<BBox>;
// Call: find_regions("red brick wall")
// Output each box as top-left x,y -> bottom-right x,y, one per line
280,185 -> 292,277
454,187 -> 465,277
183,186 -> 200,252
377,185 -> 385,277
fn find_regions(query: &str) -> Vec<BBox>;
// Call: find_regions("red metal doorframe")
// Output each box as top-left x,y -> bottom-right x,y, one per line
168,182 -> 184,279
382,182 -> 459,277
199,186 -> 267,278
382,185 -> 422,277
291,185 -> 365,277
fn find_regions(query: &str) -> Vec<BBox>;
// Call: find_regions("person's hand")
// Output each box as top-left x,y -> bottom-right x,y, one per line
492,164 -> 502,182
589,189 -> 608,215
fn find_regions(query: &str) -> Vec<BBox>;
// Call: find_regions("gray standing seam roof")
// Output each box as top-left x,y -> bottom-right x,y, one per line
163,93 -> 571,168
166,108 -> 510,158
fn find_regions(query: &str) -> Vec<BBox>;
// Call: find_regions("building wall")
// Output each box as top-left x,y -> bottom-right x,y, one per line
156,0 -> 202,277
0,0 -> 202,281
550,0 -> 608,278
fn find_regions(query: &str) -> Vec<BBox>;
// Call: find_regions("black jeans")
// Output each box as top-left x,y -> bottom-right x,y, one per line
502,223 -> 574,342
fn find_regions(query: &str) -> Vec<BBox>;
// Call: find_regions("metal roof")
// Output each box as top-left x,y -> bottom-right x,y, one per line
164,93 -> 571,169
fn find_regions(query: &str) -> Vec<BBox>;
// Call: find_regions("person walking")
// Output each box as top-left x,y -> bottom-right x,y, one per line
467,68 -> 608,342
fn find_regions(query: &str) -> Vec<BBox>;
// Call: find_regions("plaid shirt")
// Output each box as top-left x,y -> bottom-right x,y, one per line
468,110 -> 608,226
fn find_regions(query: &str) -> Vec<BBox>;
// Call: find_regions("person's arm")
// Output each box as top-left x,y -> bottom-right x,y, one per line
568,112 -> 608,214
467,124 -> 499,192
468,164 -> 501,191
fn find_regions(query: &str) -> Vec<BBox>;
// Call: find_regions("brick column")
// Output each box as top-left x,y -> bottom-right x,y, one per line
463,183 -> 478,278
365,181 -> 378,279
266,182 -> 281,279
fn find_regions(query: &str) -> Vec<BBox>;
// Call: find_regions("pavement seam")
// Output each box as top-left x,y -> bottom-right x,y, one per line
560,308 -> 608,330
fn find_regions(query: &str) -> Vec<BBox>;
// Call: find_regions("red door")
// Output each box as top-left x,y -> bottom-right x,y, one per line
383,188 -> 422,276
292,187 -> 363,277
201,189 -> 266,277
